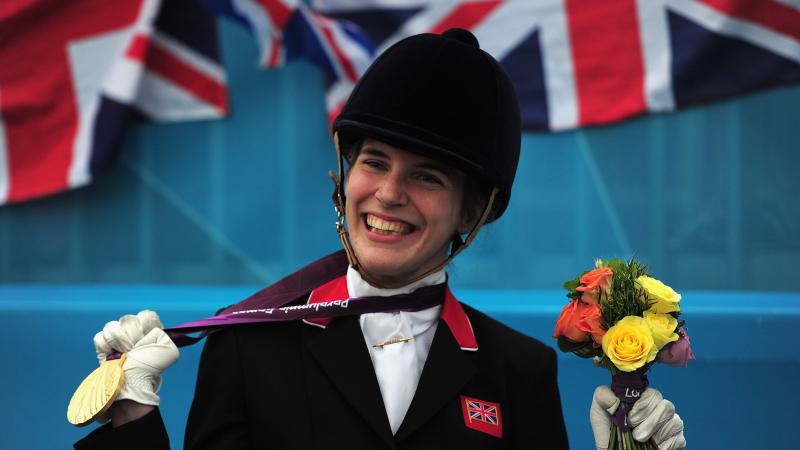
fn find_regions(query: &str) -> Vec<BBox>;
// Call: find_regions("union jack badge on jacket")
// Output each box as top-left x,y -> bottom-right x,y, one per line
460,395 -> 502,438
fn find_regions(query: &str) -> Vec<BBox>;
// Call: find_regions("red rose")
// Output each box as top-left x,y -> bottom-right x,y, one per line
575,267 -> 613,305
554,300 -> 591,342
577,303 -> 605,345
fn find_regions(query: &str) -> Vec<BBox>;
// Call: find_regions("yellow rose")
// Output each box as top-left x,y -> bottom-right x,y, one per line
601,316 -> 658,372
636,275 -> 681,314
643,311 -> 679,350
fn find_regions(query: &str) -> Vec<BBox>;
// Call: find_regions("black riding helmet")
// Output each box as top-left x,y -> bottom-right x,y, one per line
332,28 -> 521,222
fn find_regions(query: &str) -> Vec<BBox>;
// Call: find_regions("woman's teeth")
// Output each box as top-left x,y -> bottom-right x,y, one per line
366,214 -> 412,235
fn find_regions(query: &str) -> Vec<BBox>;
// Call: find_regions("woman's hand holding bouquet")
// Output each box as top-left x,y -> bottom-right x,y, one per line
553,259 -> 694,450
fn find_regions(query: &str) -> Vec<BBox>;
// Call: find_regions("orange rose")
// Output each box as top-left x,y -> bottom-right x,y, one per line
575,267 -> 613,305
554,300 -> 591,342
577,303 -> 605,345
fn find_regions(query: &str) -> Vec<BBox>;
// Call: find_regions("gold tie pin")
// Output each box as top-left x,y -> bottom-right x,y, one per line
373,336 -> 413,348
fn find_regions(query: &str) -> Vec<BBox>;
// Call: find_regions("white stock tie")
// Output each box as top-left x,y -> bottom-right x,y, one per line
361,312 -> 418,434
348,267 -> 444,435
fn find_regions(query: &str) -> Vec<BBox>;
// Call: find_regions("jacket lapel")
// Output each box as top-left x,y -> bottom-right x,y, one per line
394,321 -> 476,441
306,315 -> 395,447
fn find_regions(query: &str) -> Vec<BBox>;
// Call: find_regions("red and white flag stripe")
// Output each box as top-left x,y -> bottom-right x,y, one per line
0,0 -> 227,204
311,0 -> 800,130
0,97 -> 9,202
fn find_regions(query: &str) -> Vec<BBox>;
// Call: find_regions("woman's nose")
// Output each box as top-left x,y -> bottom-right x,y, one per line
375,174 -> 407,207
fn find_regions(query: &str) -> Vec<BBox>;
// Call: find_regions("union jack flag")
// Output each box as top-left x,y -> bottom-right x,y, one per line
0,0 -> 227,205
201,0 -> 373,125
467,399 -> 499,424
460,395 -> 503,438
209,0 -> 800,131
5,0 -> 798,205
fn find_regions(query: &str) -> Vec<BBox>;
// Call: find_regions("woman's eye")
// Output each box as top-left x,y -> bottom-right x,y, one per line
416,173 -> 443,186
361,159 -> 385,170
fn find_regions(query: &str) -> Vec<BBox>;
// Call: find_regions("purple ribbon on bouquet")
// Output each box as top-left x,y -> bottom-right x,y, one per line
165,250 -> 445,347
610,372 -> 650,432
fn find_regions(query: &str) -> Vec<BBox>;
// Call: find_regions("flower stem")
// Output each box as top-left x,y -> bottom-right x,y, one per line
609,424 -> 618,449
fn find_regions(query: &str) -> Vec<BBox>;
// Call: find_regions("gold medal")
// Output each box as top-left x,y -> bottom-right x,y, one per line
67,354 -> 127,427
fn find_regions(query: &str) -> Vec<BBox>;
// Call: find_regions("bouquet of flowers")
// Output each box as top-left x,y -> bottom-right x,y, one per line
553,258 -> 694,450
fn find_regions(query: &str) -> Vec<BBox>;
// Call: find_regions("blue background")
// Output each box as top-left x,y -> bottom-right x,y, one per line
0,20 -> 799,449
2,288 -> 798,449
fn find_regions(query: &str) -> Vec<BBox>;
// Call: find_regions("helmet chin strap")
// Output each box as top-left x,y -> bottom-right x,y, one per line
330,132 -> 498,290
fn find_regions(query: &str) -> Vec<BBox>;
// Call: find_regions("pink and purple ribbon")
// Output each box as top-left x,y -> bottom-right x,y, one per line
166,250 -> 445,347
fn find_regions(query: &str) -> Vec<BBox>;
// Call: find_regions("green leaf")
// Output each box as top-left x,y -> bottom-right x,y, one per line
574,344 -> 601,359
563,276 -> 581,292
556,336 -> 600,358
608,258 -> 624,273
557,335 -> 587,351
556,336 -> 577,352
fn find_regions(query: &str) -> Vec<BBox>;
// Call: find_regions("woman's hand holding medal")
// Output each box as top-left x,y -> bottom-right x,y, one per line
68,311 -> 179,427
94,310 -> 180,408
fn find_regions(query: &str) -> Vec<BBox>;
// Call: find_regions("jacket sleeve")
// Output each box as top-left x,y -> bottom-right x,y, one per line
510,346 -> 570,449
184,328 -> 251,449
73,408 -> 170,450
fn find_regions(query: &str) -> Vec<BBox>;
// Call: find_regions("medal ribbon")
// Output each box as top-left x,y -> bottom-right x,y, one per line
165,250 -> 445,347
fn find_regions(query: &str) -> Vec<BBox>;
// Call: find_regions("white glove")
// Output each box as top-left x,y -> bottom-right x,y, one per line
590,386 -> 686,450
93,310 -> 179,408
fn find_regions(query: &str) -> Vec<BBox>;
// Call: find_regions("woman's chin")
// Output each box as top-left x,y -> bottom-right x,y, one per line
356,254 -> 416,285
360,261 -> 404,282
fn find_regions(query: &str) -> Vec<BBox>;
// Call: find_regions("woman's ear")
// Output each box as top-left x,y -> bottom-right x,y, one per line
457,203 -> 483,235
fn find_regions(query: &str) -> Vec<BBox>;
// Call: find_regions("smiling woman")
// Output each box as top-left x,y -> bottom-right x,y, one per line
345,140 -> 471,287
73,28 -> 684,450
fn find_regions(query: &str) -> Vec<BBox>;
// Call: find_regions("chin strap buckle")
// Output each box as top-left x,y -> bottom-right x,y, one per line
331,133 -> 360,270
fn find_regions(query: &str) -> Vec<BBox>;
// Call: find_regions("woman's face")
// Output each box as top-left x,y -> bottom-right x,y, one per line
345,139 -> 471,286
